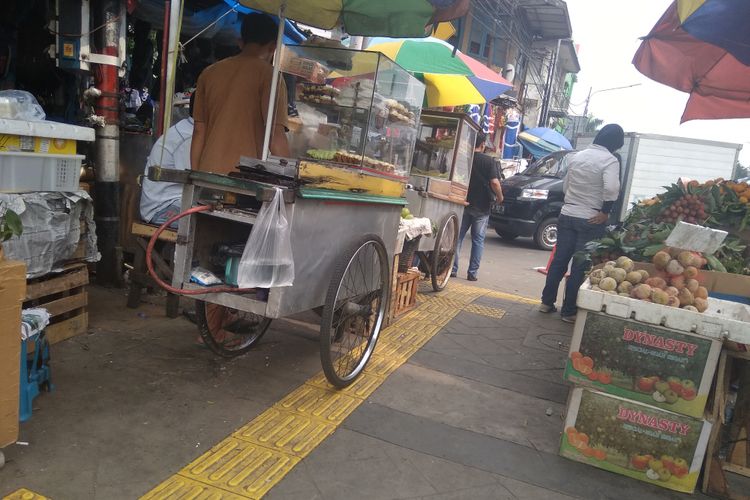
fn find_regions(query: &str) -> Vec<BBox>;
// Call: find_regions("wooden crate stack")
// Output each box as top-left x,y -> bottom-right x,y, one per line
25,263 -> 89,345
386,255 -> 421,325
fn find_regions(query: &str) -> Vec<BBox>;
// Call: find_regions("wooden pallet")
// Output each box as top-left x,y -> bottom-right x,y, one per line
24,263 -> 89,346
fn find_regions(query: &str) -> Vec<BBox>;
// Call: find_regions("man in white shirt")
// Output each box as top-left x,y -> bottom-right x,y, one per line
539,124 -> 624,323
139,94 -> 194,227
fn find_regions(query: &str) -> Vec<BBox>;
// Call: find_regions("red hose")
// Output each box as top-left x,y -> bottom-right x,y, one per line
146,204 -> 258,295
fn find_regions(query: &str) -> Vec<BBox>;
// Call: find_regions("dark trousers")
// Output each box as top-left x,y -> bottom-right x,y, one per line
541,214 -> 606,316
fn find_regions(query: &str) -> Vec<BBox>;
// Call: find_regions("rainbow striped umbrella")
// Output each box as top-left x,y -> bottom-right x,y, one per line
367,38 -> 513,107
234,0 -> 470,37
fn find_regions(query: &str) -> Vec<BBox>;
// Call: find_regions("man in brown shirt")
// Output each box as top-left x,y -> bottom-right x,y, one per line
191,13 -> 290,175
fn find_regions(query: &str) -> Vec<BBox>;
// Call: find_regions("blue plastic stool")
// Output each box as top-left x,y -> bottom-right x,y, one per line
19,332 -> 53,422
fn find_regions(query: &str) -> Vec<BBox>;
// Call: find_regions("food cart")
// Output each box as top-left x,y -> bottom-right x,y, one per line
406,110 -> 479,291
149,44 -> 425,388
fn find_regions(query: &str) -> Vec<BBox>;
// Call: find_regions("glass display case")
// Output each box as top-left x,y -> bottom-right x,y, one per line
411,111 -> 480,195
281,45 -> 425,182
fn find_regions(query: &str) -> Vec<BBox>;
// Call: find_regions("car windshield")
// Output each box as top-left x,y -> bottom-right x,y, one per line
522,153 -> 571,178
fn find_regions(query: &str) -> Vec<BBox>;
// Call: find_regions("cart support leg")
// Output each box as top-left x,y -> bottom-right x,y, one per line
261,3 -> 287,161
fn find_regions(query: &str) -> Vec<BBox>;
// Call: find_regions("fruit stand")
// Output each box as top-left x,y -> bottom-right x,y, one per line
560,237 -> 750,493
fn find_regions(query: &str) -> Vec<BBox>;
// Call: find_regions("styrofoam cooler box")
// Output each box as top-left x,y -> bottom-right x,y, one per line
0,152 -> 84,192
561,388 -> 712,494
577,263 -> 750,347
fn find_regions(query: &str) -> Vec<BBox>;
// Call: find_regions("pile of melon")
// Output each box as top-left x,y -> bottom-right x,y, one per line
588,250 -> 709,313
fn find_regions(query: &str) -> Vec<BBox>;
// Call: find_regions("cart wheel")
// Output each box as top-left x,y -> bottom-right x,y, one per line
320,234 -> 389,388
195,301 -> 272,357
431,213 -> 459,292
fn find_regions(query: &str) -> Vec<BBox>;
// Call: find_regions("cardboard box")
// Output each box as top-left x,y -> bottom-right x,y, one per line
578,263 -> 750,346
0,259 -> 27,448
565,311 -> 722,418
561,388 -> 712,494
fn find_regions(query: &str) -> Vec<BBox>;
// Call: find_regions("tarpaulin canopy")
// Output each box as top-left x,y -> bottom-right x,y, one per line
133,0 -> 306,46
633,0 -> 750,122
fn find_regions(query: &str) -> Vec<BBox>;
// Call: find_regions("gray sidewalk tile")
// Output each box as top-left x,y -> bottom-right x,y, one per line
368,364 -> 565,454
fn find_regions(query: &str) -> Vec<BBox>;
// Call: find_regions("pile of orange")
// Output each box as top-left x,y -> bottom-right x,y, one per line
565,426 -> 606,461
570,351 -> 612,384
726,180 -> 750,204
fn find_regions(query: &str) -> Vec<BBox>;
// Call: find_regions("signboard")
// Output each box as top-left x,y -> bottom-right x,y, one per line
564,311 -> 722,418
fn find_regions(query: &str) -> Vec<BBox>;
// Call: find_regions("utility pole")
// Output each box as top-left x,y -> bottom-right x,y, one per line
578,83 -> 642,136
538,38 -> 561,128
93,0 -> 122,286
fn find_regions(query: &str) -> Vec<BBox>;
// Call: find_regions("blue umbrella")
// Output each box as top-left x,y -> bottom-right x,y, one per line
523,127 -> 572,150
517,127 -> 572,159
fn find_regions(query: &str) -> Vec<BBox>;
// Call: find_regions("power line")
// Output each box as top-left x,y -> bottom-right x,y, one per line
469,0 -> 554,92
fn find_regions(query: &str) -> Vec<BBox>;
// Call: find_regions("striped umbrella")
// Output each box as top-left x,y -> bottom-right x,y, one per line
234,0 -> 469,37
633,0 -> 750,122
676,0 -> 750,65
367,38 -> 513,107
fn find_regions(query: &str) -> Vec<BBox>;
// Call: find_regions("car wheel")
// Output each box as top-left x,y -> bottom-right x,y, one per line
494,228 -> 519,240
534,217 -> 558,251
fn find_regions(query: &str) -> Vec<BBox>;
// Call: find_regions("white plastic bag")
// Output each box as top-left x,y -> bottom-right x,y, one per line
237,188 -> 294,288
0,90 -> 46,121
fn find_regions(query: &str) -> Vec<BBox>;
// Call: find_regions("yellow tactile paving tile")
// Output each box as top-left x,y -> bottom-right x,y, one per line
373,334 -> 424,359
307,369 -> 386,400
232,407 -> 336,457
141,284 -> 531,499
276,384 -> 360,424
464,303 -> 507,319
179,438 -> 298,499
483,289 -> 539,305
363,352 -> 410,378
142,475 -> 245,500
3,489 -> 48,500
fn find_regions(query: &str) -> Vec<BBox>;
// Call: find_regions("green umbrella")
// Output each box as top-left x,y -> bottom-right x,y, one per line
235,0 -> 470,37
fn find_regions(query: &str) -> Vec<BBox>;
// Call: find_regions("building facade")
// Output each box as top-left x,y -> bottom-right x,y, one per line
450,0 -> 580,131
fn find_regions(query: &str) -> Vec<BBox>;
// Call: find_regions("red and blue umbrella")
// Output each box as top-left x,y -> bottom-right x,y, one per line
633,0 -> 750,122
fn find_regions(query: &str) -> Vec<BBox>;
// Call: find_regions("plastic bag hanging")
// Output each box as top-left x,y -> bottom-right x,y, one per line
237,187 -> 294,288
237,188 -> 294,288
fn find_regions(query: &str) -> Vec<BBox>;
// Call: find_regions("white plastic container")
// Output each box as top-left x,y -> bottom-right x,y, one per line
0,152 -> 84,192
577,281 -> 750,345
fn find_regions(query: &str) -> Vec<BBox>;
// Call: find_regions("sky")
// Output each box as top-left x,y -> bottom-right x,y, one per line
565,0 -> 750,165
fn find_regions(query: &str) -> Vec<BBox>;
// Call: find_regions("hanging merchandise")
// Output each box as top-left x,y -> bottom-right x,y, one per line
502,108 -> 521,159
237,188 -> 294,288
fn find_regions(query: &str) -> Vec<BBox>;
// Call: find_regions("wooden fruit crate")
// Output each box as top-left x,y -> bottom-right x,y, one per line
24,263 -> 89,346
393,270 -> 420,316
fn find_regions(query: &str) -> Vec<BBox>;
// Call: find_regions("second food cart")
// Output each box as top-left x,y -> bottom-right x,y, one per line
406,110 -> 479,291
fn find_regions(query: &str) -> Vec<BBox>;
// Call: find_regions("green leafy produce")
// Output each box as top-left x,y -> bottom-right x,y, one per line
587,179 -> 749,275
306,149 -> 336,161
0,208 -> 22,242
